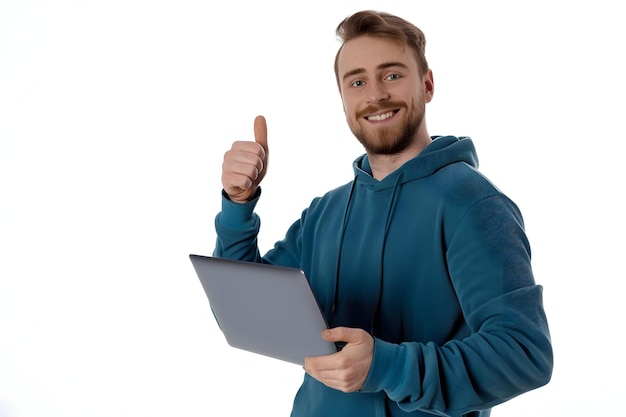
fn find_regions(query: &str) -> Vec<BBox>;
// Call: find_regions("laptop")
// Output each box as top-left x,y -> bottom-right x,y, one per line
189,255 -> 338,365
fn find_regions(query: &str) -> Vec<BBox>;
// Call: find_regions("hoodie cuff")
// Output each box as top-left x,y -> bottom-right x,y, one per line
217,188 -> 261,229
360,338 -> 402,393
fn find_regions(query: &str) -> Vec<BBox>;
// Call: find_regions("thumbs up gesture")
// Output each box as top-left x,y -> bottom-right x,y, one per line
221,116 -> 269,203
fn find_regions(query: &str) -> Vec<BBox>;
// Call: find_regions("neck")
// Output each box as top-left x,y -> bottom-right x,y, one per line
367,128 -> 432,180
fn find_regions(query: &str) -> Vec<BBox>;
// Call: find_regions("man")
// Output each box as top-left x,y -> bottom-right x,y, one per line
214,10 -> 553,417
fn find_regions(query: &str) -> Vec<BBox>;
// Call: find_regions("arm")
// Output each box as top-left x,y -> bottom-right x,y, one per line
363,195 -> 553,415
213,116 -> 268,262
213,189 -> 263,262
306,195 -> 553,416
213,115 -> 304,267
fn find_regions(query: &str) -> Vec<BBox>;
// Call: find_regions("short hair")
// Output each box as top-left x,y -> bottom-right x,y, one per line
334,10 -> 429,88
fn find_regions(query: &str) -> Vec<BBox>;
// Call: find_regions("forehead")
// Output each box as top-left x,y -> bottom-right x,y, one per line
337,35 -> 418,76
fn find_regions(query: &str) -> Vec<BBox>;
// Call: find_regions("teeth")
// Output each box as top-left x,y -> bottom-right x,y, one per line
367,111 -> 395,121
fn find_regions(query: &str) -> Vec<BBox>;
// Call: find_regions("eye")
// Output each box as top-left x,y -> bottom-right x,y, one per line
351,80 -> 365,88
385,73 -> 401,81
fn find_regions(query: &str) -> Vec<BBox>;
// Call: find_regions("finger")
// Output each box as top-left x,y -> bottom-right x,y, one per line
322,327 -> 357,343
224,144 -> 264,170
253,115 -> 268,155
304,353 -> 339,374
223,172 -> 253,191
304,354 -> 364,393
222,153 -> 260,183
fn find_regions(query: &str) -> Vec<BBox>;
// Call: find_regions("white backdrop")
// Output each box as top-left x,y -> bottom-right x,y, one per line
1,1 -> 624,416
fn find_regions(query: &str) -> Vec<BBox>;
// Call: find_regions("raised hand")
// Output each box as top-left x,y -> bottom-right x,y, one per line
221,115 -> 269,203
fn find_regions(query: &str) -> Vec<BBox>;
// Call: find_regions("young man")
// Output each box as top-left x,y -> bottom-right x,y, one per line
214,10 -> 553,417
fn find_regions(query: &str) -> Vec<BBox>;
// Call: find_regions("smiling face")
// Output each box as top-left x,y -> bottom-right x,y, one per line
337,35 -> 434,156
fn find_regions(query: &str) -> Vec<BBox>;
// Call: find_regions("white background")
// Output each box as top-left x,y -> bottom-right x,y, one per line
1,1 -> 624,416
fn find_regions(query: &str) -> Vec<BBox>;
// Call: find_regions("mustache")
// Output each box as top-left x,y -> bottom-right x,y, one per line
356,101 -> 407,119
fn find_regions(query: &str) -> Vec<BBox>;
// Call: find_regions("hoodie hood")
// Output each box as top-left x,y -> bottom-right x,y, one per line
352,135 -> 479,186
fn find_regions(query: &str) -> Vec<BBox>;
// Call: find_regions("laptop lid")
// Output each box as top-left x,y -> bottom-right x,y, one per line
189,255 -> 338,365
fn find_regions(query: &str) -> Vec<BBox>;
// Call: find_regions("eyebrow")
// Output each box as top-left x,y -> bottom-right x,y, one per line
342,61 -> 410,81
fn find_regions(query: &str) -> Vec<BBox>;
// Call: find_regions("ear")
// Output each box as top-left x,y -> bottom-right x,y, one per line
423,69 -> 435,103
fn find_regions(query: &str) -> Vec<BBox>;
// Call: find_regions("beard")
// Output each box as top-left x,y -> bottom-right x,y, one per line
348,98 -> 424,155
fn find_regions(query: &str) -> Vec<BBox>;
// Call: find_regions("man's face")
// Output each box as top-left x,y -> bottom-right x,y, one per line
336,36 -> 433,155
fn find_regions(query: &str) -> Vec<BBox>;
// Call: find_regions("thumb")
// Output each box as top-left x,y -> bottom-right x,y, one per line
254,115 -> 268,156
322,327 -> 358,343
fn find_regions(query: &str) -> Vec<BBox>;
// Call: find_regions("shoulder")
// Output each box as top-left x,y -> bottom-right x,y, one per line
416,162 -> 524,227
295,181 -> 353,225
432,161 -> 506,204
309,181 -> 354,208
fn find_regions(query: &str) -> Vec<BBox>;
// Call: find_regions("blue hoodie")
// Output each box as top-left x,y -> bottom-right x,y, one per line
214,136 -> 553,417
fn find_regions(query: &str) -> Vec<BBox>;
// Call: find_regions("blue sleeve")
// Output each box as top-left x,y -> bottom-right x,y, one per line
213,189 -> 264,262
213,188 -> 303,268
360,195 -> 553,416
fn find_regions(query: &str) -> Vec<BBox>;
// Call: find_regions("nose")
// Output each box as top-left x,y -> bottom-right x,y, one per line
367,80 -> 390,103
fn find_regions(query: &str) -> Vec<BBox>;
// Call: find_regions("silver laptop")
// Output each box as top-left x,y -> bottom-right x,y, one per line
189,255 -> 338,365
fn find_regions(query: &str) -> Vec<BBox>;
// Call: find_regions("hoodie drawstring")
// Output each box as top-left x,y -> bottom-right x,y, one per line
371,173 -> 403,335
330,172 -> 404,337
331,179 -> 358,315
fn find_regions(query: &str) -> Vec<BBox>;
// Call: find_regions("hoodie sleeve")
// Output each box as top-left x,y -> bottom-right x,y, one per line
213,189 -> 264,262
213,188 -> 304,268
360,195 -> 553,416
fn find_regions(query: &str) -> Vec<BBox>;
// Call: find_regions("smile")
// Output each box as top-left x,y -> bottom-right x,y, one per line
365,110 -> 397,122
